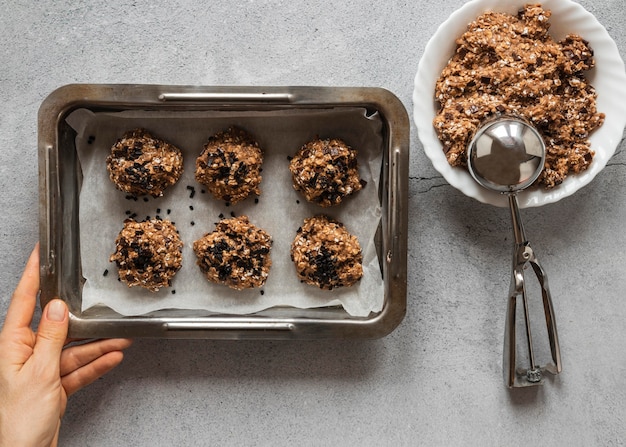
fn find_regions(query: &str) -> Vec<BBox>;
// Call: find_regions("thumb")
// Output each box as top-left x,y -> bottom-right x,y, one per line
34,299 -> 69,366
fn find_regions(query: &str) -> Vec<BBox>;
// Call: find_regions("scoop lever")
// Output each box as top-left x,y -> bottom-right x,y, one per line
503,194 -> 562,387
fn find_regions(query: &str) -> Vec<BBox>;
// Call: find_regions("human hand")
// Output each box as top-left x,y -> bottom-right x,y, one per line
0,244 -> 133,447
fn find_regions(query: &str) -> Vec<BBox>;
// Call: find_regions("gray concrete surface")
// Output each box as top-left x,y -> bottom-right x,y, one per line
1,0 -> 625,445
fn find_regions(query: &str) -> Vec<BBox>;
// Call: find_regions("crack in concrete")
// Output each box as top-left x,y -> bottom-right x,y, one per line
606,161 -> 626,167
409,175 -> 443,181
409,175 -> 449,193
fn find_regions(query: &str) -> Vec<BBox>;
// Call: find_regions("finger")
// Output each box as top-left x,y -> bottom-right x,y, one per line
32,299 -> 69,368
60,338 -> 133,377
3,244 -> 40,331
61,350 -> 126,397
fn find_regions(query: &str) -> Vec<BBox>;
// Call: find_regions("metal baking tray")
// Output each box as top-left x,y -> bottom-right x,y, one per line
38,84 -> 409,339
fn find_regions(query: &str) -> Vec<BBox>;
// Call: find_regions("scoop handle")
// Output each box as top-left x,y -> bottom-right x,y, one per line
503,194 -> 562,387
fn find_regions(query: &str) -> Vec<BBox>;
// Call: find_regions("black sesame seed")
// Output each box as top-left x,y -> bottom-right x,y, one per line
225,202 -> 230,207
189,205 -> 194,211
287,155 -> 293,161
230,211 -> 236,217
191,221 -> 195,226
103,269 -> 109,277
254,198 -> 259,204
129,213 -> 137,219
143,197 -> 149,202
296,200 -> 300,204
167,209 -> 171,215
186,185 -> 196,198
219,213 -> 224,219
201,189 -> 206,194
125,210 -> 131,215
171,290 -> 176,294
156,208 -> 161,214
260,290 -> 265,295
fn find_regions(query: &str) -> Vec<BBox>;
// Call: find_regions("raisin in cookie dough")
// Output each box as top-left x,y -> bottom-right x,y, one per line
289,138 -> 363,207
110,218 -> 183,292
195,127 -> 263,204
291,215 -> 363,290
433,4 -> 604,188
193,215 -> 272,290
106,128 -> 184,197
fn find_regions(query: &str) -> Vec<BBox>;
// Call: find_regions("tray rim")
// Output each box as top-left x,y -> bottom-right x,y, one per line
38,84 -> 409,339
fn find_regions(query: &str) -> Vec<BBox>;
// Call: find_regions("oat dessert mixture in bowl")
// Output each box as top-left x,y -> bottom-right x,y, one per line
414,0 -> 626,208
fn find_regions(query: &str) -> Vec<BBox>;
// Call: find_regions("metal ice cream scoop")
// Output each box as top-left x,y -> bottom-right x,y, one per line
467,116 -> 562,388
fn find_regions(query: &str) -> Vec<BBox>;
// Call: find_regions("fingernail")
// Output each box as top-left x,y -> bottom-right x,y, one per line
47,300 -> 66,322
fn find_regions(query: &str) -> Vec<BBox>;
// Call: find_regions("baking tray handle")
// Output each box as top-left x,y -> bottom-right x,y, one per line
158,92 -> 294,102
43,143 -> 58,277
164,322 -> 296,332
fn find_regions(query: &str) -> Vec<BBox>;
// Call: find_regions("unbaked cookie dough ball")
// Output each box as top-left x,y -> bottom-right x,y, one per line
193,215 -> 272,290
110,218 -> 183,292
290,215 -> 363,290
106,128 -> 184,197
289,138 -> 363,207
195,127 -> 263,204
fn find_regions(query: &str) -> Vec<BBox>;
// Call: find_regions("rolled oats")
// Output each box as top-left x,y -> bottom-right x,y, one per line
289,138 -> 363,207
106,128 -> 184,197
110,218 -> 183,292
195,127 -> 263,204
290,215 -> 363,290
193,215 -> 272,290
433,3 -> 605,188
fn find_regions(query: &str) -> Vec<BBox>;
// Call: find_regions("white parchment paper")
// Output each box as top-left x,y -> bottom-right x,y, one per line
71,107 -> 384,317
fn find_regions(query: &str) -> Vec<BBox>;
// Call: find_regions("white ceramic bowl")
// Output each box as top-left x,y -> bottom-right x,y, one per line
414,0 -> 626,208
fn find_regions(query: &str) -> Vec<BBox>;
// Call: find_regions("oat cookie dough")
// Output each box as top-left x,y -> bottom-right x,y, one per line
110,218 -> 183,292
195,127 -> 263,204
193,215 -> 272,290
291,215 -> 363,290
106,128 -> 184,197
433,3 -> 605,188
289,138 -> 363,207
